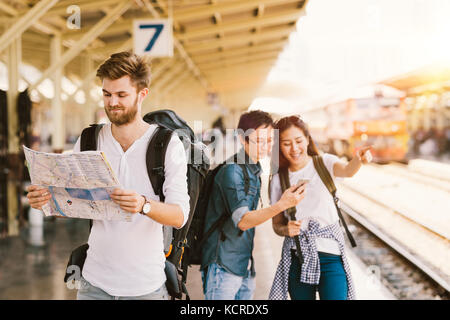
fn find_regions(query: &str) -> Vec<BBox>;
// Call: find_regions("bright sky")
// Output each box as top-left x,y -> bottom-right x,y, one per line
251,0 -> 450,114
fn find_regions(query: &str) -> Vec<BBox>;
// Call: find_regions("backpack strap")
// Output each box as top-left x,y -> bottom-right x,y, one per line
238,163 -> 250,194
146,126 -> 174,256
278,167 -> 296,220
201,156 -> 253,243
80,123 -> 104,232
80,124 -> 104,153
146,126 -> 173,202
312,155 -> 357,247
278,167 -> 303,265
312,155 -> 336,194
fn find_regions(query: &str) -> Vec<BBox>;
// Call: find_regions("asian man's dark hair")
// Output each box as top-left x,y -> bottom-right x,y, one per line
237,110 -> 274,141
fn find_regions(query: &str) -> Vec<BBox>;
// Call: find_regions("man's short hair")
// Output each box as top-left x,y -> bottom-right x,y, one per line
237,110 -> 274,140
96,51 -> 151,91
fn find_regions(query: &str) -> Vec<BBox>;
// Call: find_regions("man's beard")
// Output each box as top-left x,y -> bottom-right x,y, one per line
105,98 -> 138,126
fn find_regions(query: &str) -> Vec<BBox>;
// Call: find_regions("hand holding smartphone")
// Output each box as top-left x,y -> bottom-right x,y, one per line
293,178 -> 309,191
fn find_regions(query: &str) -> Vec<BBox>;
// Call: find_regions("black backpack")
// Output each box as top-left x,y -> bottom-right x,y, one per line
143,109 -> 209,299
186,152 -> 256,267
65,109 -> 209,300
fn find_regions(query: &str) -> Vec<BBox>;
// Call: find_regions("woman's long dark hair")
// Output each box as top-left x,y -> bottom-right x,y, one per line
273,115 -> 319,169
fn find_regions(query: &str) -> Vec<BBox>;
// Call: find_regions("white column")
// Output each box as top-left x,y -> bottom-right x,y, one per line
6,36 -> 21,236
82,55 -> 95,126
50,35 -> 64,152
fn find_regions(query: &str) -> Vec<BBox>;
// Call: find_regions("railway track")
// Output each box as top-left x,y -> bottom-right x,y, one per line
341,202 -> 449,300
406,159 -> 450,182
338,163 -> 450,241
334,161 -> 450,299
375,162 -> 450,193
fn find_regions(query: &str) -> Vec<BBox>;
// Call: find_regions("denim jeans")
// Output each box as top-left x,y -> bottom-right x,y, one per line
201,263 -> 256,300
288,252 -> 348,300
76,277 -> 169,300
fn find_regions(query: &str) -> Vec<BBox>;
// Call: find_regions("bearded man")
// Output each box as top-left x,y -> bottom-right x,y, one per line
26,52 -> 190,300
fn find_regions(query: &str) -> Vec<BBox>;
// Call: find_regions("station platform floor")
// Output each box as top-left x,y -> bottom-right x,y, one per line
0,215 -> 395,300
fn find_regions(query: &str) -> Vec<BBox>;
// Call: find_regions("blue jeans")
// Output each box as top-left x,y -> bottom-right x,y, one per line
201,263 -> 256,300
77,277 -> 169,300
288,252 -> 348,300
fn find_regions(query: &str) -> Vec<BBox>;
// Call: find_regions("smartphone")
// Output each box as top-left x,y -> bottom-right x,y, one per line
294,178 -> 310,190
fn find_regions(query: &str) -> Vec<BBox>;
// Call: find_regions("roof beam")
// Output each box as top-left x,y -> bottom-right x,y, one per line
69,38 -> 134,99
199,52 -> 280,71
39,0 -> 124,16
61,1 -> 303,40
140,0 -> 210,90
151,58 -> 178,81
153,0 -> 182,31
151,62 -> 186,92
29,0 -> 132,91
211,75 -> 269,92
0,0 -> 59,53
204,59 -> 275,75
174,0 -> 301,22
197,50 -> 281,69
255,3 -> 265,33
161,72 -> 191,96
184,25 -> 295,53
193,40 -> 286,63
0,1 -> 61,35
176,9 -> 303,41
0,2 -> 17,15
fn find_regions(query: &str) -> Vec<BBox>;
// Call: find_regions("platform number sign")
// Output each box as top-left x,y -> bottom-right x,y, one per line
133,19 -> 173,57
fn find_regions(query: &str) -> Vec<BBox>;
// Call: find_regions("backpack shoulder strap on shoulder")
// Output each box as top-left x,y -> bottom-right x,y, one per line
80,124 -> 104,233
146,126 -> 173,202
278,167 -> 296,220
237,164 -> 250,195
230,153 -> 250,195
80,124 -> 104,152
278,167 -> 290,192
312,155 -> 336,195
312,155 -> 357,247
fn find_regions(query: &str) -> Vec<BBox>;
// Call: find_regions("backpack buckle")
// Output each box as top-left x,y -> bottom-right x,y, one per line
177,240 -> 185,248
152,166 -> 164,176
333,196 -> 340,206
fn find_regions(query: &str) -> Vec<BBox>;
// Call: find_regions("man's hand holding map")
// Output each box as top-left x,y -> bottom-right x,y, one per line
24,146 -> 132,222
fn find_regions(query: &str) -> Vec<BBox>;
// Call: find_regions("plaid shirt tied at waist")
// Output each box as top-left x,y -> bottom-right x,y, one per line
269,219 -> 356,300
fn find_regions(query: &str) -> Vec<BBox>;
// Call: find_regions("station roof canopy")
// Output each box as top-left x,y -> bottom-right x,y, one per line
380,63 -> 450,95
0,0 -> 308,110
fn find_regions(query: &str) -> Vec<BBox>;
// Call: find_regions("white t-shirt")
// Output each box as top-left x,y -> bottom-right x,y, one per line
269,153 -> 343,255
73,123 -> 190,296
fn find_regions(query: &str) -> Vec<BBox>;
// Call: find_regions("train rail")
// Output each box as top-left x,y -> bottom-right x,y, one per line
376,163 -> 450,193
338,163 -> 450,241
334,160 -> 450,299
334,159 -> 450,298
341,202 -> 449,299
406,159 -> 450,182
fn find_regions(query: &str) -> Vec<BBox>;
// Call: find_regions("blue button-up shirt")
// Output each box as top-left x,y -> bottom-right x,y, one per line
201,150 -> 262,277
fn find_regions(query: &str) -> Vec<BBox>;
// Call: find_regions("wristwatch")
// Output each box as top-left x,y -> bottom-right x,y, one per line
140,195 -> 151,215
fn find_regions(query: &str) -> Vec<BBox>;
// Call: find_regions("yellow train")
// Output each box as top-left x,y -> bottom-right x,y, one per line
306,87 -> 409,163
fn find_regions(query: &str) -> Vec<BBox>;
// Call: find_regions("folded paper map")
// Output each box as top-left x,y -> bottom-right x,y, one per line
23,146 -> 132,222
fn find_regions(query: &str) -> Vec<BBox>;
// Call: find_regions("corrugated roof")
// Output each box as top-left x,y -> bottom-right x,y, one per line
0,0 -> 308,110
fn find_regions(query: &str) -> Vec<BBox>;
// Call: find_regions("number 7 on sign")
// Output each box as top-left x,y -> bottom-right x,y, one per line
139,24 -> 164,52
